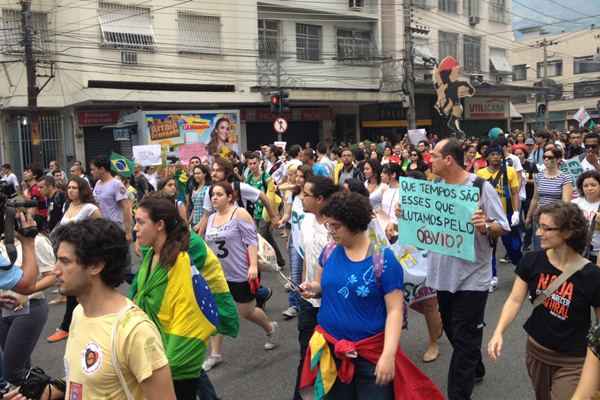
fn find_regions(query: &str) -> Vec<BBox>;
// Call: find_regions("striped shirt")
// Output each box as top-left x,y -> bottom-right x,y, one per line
535,172 -> 571,208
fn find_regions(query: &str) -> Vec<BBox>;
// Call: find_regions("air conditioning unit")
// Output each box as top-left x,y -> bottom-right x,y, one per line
121,50 -> 138,65
349,0 -> 364,11
469,16 -> 480,25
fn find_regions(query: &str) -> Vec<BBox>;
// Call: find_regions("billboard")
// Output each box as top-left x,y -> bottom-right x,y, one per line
143,110 -> 240,160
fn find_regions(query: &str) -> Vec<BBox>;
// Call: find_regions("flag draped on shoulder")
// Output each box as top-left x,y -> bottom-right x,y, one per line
110,152 -> 135,177
129,232 -> 238,380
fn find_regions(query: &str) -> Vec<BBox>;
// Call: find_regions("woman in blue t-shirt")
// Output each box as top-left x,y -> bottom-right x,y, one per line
300,191 -> 404,399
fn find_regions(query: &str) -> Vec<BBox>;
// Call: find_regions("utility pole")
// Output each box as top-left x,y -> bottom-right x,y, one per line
21,0 -> 42,166
536,38 -> 558,131
403,0 -> 417,130
276,43 -> 282,142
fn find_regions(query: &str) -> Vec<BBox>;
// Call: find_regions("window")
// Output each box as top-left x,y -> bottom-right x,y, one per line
574,80 -> 600,98
438,31 -> 458,60
414,0 -> 431,9
438,0 -> 457,13
489,0 -> 508,23
1,9 -> 49,54
463,0 -> 480,16
489,47 -> 511,73
98,2 -> 155,50
258,19 -> 280,59
337,29 -> 374,64
177,12 -> 221,54
536,60 -> 562,78
296,24 -> 321,61
574,56 -> 600,74
512,64 -> 527,81
463,35 -> 481,73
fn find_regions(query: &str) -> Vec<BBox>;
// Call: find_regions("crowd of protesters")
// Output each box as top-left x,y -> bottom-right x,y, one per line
2,123 -> 600,400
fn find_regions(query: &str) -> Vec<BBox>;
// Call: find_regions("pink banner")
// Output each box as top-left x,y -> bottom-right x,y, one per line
178,143 -> 208,165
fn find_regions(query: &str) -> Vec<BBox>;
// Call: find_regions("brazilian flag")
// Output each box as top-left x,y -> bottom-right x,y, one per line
110,152 -> 135,177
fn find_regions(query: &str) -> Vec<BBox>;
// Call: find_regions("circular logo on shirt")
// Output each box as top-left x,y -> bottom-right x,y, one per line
81,342 -> 102,375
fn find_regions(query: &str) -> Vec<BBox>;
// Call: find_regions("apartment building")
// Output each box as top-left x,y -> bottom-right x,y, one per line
509,26 -> 600,132
366,0 -> 518,139
0,0 -> 390,172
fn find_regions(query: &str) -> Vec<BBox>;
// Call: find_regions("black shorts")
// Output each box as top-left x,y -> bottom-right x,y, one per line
227,280 -> 255,304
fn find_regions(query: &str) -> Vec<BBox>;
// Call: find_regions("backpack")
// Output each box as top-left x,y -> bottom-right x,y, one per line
233,180 -> 262,218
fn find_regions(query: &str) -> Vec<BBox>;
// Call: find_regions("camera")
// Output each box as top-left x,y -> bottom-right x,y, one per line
0,181 -> 38,268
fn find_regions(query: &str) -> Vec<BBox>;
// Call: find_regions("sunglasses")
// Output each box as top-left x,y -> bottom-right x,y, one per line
585,144 -> 599,150
543,155 -> 555,161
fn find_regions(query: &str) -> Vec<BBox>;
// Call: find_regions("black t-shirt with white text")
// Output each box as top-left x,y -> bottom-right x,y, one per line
515,250 -> 600,356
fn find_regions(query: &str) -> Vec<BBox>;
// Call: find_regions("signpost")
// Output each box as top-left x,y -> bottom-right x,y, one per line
273,117 -> 288,141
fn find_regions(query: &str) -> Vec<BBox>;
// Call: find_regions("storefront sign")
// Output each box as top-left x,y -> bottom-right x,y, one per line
143,110 -> 240,159
78,111 -> 120,127
464,97 -> 509,120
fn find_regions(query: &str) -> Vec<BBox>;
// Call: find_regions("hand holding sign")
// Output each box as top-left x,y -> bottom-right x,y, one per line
397,177 -> 479,262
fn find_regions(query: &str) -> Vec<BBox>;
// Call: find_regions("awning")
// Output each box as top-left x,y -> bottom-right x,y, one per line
414,44 -> 435,65
510,102 -> 522,119
490,54 -> 512,74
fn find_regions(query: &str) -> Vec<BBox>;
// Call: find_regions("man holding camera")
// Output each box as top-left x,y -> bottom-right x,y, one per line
0,213 -> 40,297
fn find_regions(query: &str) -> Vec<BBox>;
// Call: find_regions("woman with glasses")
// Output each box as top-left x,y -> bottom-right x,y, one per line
488,202 -> 600,400
403,148 -> 429,174
525,147 -> 573,251
299,191 -> 442,399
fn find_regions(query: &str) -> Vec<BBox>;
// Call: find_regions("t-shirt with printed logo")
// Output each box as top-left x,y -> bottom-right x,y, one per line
515,250 -> 600,356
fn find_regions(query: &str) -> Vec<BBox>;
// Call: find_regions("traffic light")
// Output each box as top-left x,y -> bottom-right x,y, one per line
270,91 -> 281,113
280,90 -> 290,112
537,103 -> 546,116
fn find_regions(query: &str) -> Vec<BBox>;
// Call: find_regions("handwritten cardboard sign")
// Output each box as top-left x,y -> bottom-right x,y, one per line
398,177 -> 479,262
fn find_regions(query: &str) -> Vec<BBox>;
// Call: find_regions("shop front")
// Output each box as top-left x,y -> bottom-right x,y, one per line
462,96 -> 511,137
242,107 -> 333,150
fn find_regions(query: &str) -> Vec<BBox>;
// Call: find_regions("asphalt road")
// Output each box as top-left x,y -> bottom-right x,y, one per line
31,235 -> 536,400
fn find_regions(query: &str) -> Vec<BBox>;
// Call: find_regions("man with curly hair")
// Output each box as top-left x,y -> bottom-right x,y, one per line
21,219 -> 176,400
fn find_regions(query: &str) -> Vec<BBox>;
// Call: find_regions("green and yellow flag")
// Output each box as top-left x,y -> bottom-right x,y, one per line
129,232 -> 239,380
110,152 -> 135,177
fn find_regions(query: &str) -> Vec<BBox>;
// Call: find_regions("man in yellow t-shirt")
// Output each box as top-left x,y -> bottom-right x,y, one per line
26,219 -> 176,400
476,144 -> 522,286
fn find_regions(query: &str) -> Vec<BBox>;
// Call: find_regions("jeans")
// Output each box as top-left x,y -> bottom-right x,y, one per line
257,220 -> 285,267
0,299 -> 49,384
437,290 -> 488,400
294,299 -> 319,400
60,296 -> 78,332
288,241 -> 303,310
197,370 -> 220,400
326,356 -> 394,400
174,378 -> 200,400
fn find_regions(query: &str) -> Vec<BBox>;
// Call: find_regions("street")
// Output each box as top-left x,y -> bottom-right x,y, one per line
32,236 -> 536,399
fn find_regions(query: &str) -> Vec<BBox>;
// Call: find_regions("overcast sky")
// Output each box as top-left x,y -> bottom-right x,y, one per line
512,0 -> 600,37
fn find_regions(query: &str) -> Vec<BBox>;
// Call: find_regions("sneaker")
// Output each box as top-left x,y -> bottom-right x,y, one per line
489,277 -> 498,293
256,287 -> 273,309
499,258 -> 510,264
282,306 -> 298,319
0,381 -> 10,396
202,354 -> 223,372
47,329 -> 69,343
264,322 -> 279,350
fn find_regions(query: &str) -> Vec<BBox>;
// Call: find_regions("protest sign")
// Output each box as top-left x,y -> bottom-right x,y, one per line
559,157 -> 584,186
398,177 -> 479,262
178,143 -> 209,165
132,144 -> 162,166
407,129 -> 427,145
